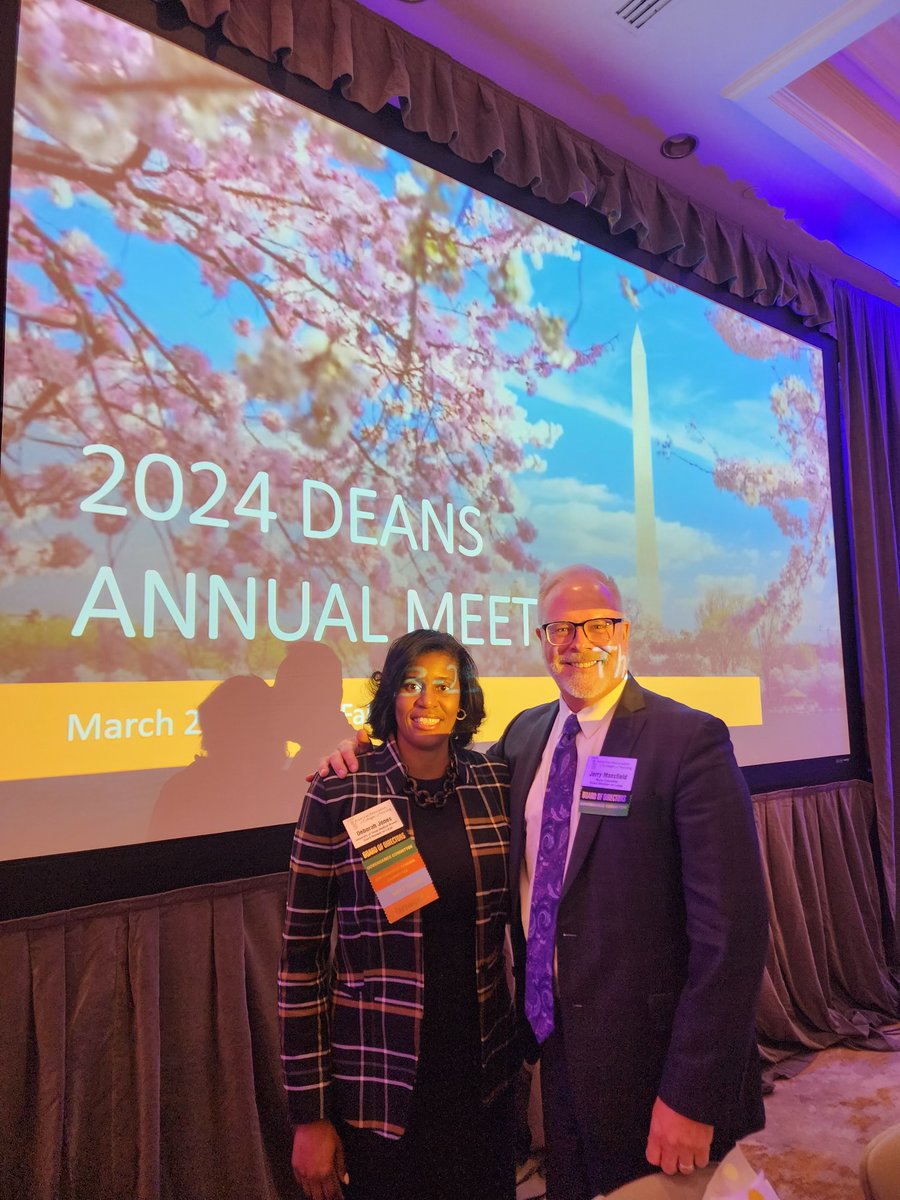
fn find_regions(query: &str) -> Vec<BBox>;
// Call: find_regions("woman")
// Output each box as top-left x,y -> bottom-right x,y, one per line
278,630 -> 516,1200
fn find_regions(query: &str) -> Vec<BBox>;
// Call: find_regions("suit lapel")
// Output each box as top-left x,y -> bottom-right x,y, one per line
511,700 -> 561,864
509,704 -> 558,921
561,677 -> 648,898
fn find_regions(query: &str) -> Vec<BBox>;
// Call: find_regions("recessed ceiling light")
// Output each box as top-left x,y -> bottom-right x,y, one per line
660,133 -> 698,160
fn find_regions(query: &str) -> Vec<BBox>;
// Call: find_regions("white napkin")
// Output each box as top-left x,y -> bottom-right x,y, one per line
701,1146 -> 781,1200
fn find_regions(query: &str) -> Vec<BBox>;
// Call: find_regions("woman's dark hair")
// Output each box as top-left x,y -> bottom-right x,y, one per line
367,629 -> 485,747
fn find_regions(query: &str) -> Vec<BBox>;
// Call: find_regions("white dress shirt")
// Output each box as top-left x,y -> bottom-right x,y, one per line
520,678 -> 627,936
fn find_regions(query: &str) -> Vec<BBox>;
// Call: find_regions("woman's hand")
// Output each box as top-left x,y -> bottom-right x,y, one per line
291,1120 -> 349,1200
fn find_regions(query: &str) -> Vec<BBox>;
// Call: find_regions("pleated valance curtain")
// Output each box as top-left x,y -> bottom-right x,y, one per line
148,0 -> 836,332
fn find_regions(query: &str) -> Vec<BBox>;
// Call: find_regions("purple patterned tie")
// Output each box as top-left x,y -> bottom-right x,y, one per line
525,711 -> 581,1043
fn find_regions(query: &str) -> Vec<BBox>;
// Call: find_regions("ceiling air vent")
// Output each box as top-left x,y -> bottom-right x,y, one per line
616,0 -> 675,30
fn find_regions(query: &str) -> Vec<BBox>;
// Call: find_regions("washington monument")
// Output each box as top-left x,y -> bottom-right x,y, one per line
631,325 -> 661,622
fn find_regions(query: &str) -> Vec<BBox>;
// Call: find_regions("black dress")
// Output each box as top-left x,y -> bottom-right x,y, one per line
340,777 -> 515,1200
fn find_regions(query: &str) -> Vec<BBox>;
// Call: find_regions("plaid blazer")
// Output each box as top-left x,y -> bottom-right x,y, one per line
278,739 -> 516,1138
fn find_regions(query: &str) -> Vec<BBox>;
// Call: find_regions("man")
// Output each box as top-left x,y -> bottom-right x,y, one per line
493,563 -> 768,1196
318,563 -> 768,1197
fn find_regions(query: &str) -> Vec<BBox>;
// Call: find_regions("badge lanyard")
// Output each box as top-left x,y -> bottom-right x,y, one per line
343,799 -> 438,922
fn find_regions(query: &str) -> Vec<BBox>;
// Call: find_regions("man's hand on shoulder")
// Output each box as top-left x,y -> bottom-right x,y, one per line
645,1095 -> 713,1177
307,728 -> 371,781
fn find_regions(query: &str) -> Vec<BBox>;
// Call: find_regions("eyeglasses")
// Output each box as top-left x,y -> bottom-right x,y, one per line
540,618 -> 624,646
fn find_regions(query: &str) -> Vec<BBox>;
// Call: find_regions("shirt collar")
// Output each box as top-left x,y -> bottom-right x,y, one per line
560,675 -> 628,731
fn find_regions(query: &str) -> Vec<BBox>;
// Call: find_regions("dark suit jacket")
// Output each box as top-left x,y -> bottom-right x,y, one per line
494,675 -> 768,1175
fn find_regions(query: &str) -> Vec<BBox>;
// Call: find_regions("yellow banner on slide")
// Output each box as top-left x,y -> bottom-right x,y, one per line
0,675 -> 760,782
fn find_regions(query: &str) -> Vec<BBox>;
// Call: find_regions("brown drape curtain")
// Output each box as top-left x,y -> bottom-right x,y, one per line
3,785 -> 897,1199
0,875 -> 296,1200
151,0 -> 836,332
754,782 -> 900,1062
835,285 -> 900,961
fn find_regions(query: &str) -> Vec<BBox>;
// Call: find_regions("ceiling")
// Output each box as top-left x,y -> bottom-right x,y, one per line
356,0 -> 900,303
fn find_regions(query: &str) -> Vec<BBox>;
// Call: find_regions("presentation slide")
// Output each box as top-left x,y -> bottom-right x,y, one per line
1,0 -> 851,860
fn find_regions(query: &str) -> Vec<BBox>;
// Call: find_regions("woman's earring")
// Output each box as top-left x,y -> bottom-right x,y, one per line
456,708 -> 467,721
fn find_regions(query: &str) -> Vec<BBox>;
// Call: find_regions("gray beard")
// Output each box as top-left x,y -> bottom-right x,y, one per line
551,649 -> 626,701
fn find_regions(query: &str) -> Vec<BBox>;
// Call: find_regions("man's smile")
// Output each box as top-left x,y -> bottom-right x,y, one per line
561,656 -> 606,667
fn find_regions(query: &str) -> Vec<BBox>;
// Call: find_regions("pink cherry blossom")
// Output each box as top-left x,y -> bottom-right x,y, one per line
3,0 -> 609,678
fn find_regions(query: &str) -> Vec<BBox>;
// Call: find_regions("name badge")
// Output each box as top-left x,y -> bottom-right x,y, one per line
343,800 -> 438,922
343,799 -> 405,848
579,756 -> 636,817
582,755 -> 637,791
